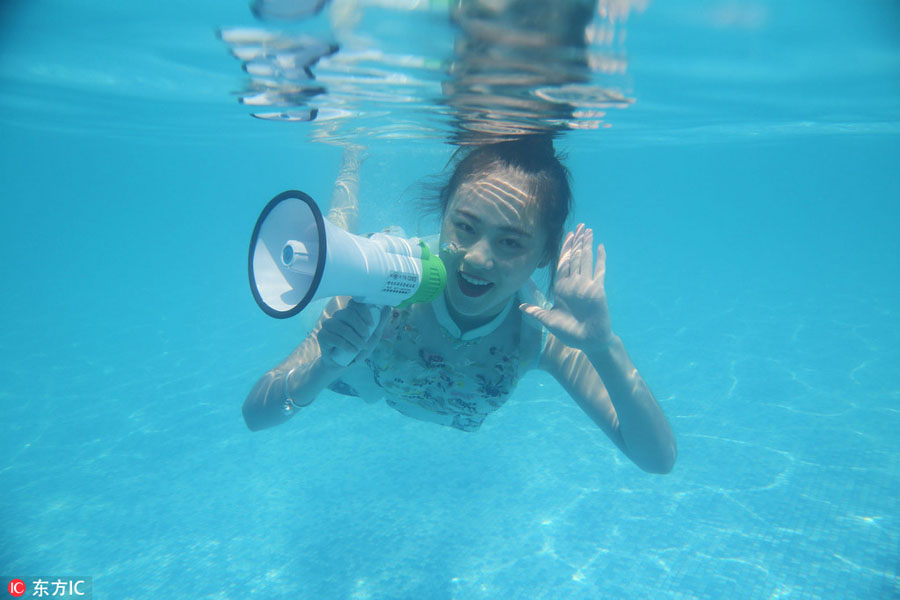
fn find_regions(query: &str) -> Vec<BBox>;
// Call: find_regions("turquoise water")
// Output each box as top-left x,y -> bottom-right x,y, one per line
2,1 -> 899,599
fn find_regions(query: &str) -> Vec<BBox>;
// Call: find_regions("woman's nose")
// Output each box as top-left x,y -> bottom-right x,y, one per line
463,237 -> 493,269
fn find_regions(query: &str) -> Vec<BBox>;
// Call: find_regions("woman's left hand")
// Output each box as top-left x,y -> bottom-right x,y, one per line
519,224 -> 614,354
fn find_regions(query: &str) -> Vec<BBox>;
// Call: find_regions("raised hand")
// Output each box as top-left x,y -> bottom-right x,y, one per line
519,223 -> 614,354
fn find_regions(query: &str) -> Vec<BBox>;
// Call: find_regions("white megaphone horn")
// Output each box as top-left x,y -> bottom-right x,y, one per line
248,190 -> 447,363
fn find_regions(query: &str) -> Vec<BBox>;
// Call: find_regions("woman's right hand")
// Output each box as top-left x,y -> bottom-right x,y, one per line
316,299 -> 390,367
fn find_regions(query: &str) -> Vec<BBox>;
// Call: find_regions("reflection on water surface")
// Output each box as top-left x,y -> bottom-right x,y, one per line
220,0 -> 646,144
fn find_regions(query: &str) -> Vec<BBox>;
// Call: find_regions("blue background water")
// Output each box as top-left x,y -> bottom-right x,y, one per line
2,1 -> 899,599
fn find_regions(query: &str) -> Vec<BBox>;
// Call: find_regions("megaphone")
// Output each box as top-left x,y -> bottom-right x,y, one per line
248,190 -> 447,362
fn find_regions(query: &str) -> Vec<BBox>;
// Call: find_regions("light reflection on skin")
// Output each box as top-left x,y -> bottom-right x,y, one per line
460,176 -> 534,230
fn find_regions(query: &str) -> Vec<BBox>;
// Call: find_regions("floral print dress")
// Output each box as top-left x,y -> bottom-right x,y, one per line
328,283 -> 547,432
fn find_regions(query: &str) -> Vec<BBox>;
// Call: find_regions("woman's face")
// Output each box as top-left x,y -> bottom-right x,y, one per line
439,165 -> 548,331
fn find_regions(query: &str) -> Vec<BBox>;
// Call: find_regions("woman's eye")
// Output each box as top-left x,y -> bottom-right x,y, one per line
455,221 -> 475,234
500,238 -> 523,250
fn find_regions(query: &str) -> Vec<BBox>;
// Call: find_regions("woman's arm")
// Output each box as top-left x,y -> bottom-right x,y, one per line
241,329 -> 335,431
539,333 -> 677,474
242,297 -> 389,431
521,224 -> 677,474
244,146 -> 372,431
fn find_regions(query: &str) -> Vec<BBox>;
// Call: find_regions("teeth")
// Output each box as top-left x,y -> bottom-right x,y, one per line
460,272 -> 491,286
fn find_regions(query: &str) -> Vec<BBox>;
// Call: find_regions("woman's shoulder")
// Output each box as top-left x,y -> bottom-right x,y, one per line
516,279 -> 549,372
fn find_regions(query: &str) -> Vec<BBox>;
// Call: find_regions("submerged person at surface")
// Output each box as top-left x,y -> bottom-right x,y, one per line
243,136 -> 677,474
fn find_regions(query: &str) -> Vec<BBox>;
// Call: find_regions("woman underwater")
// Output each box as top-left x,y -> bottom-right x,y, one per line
243,136 -> 677,474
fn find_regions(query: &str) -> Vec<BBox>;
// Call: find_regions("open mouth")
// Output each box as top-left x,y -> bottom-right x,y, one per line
457,270 -> 494,297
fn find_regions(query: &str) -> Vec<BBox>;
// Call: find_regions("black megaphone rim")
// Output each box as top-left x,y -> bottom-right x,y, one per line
248,189 -> 327,319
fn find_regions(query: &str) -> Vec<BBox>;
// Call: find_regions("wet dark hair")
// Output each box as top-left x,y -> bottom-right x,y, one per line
429,135 -> 572,291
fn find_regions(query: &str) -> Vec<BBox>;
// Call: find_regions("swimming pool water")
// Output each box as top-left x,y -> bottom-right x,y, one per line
1,1 -> 898,599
